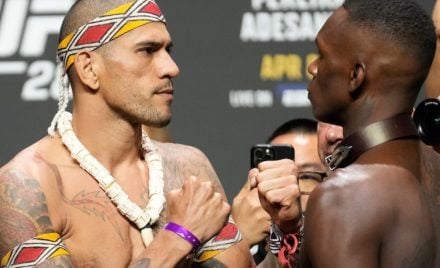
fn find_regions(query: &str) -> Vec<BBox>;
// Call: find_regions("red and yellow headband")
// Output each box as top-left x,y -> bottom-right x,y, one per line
57,0 -> 166,71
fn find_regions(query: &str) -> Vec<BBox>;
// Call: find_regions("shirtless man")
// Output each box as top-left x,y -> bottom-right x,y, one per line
298,0 -> 437,267
0,0 -> 269,266
253,0 -> 437,267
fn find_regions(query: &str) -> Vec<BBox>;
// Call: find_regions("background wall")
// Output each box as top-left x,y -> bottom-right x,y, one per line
0,0 -> 434,201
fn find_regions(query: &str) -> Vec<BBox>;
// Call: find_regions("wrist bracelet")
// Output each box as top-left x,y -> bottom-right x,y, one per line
269,215 -> 305,256
193,215 -> 242,262
269,223 -> 284,255
164,222 -> 201,252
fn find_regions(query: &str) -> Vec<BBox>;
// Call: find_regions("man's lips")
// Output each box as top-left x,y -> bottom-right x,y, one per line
154,88 -> 174,101
155,88 -> 174,95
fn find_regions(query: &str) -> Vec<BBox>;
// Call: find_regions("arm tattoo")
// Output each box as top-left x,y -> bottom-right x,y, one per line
156,144 -> 226,230
36,255 -> 74,268
0,169 -> 54,256
159,144 -> 224,193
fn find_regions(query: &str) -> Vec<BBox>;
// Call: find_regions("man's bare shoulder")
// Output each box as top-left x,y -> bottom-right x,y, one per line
308,164 -> 420,219
2,138 -> 49,178
324,164 -> 418,189
154,141 -> 208,161
0,136 -> 70,180
0,137 -> 62,257
304,164 -> 428,259
153,141 -> 225,195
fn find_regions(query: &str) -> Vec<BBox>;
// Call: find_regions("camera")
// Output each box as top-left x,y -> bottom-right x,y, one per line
413,98 -> 440,146
250,144 -> 295,168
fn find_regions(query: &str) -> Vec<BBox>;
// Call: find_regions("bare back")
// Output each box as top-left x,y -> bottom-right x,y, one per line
0,135 -> 225,267
420,144 -> 440,266
301,140 -> 436,268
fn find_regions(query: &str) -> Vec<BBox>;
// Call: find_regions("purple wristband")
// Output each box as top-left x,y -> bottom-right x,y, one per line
164,222 -> 201,251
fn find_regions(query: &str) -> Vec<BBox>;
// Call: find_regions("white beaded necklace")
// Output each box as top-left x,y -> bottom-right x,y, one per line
56,111 -> 165,246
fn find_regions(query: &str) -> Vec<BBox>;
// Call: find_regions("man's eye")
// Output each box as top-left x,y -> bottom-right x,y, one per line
298,172 -> 327,182
142,47 -> 155,54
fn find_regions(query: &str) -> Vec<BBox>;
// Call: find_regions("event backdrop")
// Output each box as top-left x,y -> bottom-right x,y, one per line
0,0 -> 434,201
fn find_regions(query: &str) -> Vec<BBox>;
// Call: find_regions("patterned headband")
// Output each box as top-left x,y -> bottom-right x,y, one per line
57,0 -> 166,71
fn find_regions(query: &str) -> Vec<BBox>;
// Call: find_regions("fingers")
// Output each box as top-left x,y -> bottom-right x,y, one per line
257,174 -> 298,195
249,159 -> 294,189
256,158 -> 295,171
248,168 -> 259,189
255,160 -> 298,196
181,175 -> 214,200
232,187 -> 271,246
166,176 -> 230,242
258,184 -> 300,206
254,159 -> 303,233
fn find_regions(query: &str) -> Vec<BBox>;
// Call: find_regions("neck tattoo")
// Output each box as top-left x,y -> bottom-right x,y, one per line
56,111 -> 165,246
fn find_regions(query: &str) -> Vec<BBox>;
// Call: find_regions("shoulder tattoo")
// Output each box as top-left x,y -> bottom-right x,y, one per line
0,169 -> 54,256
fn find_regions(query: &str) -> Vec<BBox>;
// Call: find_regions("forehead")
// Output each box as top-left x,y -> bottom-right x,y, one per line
272,133 -> 317,146
271,132 -> 318,152
316,7 -> 351,47
271,132 -> 324,169
112,22 -> 171,46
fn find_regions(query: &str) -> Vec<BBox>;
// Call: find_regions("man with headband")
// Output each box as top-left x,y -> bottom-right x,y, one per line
0,0 -> 298,266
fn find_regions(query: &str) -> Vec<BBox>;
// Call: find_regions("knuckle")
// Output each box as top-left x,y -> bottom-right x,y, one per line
202,180 -> 214,189
213,191 -> 223,201
287,175 -> 298,183
257,183 -> 267,195
166,189 -> 179,198
287,162 -> 298,174
265,191 -> 278,204
282,158 -> 294,165
224,203 -> 231,214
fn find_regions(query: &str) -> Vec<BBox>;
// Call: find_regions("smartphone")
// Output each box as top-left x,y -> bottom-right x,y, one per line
250,144 -> 295,168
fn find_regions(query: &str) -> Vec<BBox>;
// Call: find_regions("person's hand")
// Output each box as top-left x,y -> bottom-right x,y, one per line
232,175 -> 271,247
254,159 -> 302,234
166,176 -> 230,243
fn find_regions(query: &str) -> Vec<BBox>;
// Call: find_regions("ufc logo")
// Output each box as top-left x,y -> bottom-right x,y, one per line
0,0 -> 74,57
0,0 -> 74,101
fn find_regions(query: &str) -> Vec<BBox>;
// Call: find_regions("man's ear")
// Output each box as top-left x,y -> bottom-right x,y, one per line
349,63 -> 366,93
74,50 -> 100,90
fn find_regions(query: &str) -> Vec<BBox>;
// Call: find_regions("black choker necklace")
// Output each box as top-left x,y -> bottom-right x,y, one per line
325,114 -> 419,170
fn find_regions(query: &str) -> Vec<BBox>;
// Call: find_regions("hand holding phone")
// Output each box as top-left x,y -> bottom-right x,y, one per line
249,144 -> 301,234
250,144 -> 295,168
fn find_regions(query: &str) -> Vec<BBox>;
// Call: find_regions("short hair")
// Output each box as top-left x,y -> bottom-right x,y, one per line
58,0 -> 139,81
342,0 -> 436,71
267,118 -> 318,143
59,0 -> 130,43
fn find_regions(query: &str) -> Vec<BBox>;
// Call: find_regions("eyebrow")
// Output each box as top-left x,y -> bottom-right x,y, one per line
135,40 -> 173,49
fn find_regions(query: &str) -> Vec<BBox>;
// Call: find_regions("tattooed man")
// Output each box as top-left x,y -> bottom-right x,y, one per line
0,0 -> 299,267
